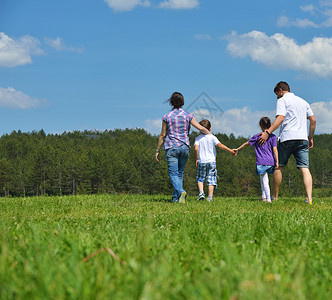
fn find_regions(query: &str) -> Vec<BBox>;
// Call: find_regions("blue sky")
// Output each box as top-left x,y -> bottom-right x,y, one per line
1,0 -> 332,137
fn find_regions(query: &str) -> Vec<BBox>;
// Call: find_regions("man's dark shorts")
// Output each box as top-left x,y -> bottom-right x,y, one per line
278,140 -> 309,168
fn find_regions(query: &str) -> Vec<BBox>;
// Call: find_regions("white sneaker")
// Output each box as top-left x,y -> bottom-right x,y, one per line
197,192 -> 205,201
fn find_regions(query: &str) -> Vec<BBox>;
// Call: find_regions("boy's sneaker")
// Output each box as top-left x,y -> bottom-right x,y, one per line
179,191 -> 187,204
197,192 -> 205,201
207,196 -> 213,202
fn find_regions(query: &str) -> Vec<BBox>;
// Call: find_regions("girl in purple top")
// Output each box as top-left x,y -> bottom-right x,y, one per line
155,92 -> 211,203
235,117 -> 279,203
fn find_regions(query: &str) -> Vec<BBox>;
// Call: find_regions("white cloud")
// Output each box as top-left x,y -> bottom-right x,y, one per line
159,0 -> 199,10
194,34 -> 211,41
103,0 -> 199,12
225,31 -> 332,79
311,101 -> 332,133
320,0 -> 332,7
0,87 -> 48,109
145,119 -> 163,135
294,18 -> 320,28
103,0 -> 150,12
0,32 -> 43,68
276,15 -> 290,27
45,37 -> 83,53
321,8 -> 332,26
279,2 -> 332,28
144,101 -> 332,137
190,108 -> 275,137
277,15 -> 319,28
300,4 -> 316,14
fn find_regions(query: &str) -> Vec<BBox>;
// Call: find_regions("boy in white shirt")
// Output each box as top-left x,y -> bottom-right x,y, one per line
194,119 -> 235,201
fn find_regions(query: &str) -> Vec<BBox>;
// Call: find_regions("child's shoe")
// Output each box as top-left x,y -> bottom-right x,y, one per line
197,192 -> 205,201
207,196 -> 213,202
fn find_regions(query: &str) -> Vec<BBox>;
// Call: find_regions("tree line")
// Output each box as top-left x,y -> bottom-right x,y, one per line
0,129 -> 330,198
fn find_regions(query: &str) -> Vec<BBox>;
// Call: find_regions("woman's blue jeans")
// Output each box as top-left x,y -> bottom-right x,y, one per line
165,144 -> 190,202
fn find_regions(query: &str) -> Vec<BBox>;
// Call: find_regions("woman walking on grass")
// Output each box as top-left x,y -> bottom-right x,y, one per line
155,92 -> 211,203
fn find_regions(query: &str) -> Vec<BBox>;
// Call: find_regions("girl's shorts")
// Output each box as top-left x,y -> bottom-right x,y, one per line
256,165 -> 275,175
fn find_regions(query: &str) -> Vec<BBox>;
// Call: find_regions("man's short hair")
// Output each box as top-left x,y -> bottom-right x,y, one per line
274,81 -> 290,93
199,119 -> 211,130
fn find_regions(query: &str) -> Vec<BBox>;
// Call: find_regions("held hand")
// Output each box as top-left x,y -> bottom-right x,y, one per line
155,152 -> 160,162
258,131 -> 269,145
196,160 -> 198,168
233,149 -> 238,156
308,137 -> 314,150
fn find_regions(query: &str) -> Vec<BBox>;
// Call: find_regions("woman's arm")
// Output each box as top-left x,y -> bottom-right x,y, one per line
190,118 -> 211,135
155,121 -> 167,162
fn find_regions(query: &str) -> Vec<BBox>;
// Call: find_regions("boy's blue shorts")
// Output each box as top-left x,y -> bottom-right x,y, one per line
196,162 -> 218,186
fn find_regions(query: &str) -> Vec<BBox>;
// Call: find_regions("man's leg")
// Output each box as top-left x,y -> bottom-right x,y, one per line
299,167 -> 313,204
273,166 -> 283,200
294,140 -> 311,204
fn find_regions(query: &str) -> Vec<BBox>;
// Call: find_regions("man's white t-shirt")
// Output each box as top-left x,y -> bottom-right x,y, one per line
194,134 -> 221,163
276,92 -> 314,143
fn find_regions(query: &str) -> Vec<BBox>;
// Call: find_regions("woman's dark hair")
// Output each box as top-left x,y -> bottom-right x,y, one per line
167,92 -> 184,108
259,117 -> 271,131
199,119 -> 211,130
274,81 -> 290,93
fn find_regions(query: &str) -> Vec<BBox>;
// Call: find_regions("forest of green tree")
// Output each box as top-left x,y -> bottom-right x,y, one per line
0,129 -> 331,198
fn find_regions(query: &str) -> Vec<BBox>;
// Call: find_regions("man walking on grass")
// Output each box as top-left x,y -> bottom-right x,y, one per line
259,81 -> 316,204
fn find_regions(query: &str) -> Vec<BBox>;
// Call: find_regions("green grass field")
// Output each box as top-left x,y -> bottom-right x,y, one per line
0,195 -> 331,300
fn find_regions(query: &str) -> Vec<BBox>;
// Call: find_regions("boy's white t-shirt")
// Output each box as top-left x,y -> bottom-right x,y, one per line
276,92 -> 314,143
194,134 -> 221,163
